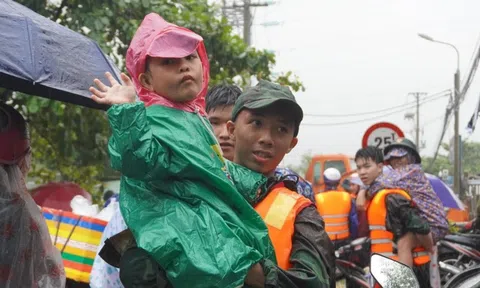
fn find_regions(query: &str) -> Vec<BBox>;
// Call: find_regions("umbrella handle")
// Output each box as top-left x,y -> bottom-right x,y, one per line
61,216 -> 83,254
53,211 -> 63,246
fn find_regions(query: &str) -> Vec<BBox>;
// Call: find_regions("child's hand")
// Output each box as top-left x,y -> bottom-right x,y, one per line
90,72 -> 136,105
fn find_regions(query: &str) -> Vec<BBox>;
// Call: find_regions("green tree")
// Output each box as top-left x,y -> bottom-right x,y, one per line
422,154 -> 451,176
423,141 -> 480,176
287,151 -> 313,177
7,0 -> 304,202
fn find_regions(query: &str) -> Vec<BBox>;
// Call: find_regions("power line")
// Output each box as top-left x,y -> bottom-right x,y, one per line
303,89 -> 451,118
301,93 -> 448,127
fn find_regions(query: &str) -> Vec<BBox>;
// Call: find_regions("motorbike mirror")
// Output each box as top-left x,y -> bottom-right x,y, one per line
370,254 -> 419,288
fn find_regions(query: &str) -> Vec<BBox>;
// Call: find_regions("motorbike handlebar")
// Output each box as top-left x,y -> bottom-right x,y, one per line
335,237 -> 371,257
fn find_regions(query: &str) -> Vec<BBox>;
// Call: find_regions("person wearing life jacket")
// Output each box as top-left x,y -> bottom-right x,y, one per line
355,146 -> 431,286
100,81 -> 335,288
316,168 -> 359,247
383,138 -> 448,288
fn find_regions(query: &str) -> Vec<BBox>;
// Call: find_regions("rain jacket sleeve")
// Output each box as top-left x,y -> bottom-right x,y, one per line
385,194 -> 431,241
107,102 -> 170,181
262,206 -> 335,288
225,160 -> 268,202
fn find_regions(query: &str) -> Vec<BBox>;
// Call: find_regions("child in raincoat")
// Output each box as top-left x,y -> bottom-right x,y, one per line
89,13 -> 274,288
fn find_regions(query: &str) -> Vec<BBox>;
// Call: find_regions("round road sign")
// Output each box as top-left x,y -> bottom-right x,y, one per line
362,122 -> 405,150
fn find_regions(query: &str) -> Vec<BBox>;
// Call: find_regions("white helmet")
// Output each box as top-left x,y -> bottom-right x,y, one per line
323,168 -> 341,182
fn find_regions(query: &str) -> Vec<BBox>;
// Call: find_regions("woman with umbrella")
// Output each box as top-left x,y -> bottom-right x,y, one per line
0,103 -> 65,287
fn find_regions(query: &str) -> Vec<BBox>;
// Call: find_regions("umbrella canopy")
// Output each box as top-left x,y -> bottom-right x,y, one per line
31,182 -> 92,211
0,0 -> 121,109
425,173 -> 465,210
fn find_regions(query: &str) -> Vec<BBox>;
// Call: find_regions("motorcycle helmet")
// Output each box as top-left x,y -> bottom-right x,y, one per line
0,103 -> 30,165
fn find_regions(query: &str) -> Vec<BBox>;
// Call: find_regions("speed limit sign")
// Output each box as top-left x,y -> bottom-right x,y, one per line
362,122 -> 405,151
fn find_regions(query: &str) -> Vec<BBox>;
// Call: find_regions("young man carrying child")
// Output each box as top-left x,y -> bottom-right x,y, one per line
91,13 -> 275,288
226,80 -> 335,287
355,146 -> 432,286
91,13 -> 334,288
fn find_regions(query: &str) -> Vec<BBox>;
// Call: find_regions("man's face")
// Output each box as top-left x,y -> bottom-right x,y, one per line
356,157 -> 383,186
227,103 -> 298,176
207,105 -> 235,161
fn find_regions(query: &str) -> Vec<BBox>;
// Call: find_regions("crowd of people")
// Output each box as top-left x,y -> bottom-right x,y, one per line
0,11 -> 451,288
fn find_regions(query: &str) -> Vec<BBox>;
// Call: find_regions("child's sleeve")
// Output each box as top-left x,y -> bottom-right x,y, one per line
224,160 -> 268,204
107,102 -> 170,181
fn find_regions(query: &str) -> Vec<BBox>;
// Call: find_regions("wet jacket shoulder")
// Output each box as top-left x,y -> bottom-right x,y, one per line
259,178 -> 335,288
385,194 -> 430,241
261,205 -> 335,288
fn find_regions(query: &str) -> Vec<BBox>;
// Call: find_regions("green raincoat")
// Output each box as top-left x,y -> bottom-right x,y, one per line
107,13 -> 275,288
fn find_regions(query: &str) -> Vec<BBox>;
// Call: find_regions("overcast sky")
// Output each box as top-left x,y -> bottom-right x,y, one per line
246,0 -> 480,167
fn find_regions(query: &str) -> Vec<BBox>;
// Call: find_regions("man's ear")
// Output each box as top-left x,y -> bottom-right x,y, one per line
286,137 -> 298,154
226,120 -> 236,140
378,162 -> 384,171
138,73 -> 153,91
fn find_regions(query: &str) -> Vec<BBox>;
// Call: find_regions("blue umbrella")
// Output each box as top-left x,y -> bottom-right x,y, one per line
425,173 -> 465,210
0,0 -> 121,109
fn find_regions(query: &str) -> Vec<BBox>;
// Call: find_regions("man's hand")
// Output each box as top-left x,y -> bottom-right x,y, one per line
356,189 -> 367,211
89,72 -> 136,105
244,263 -> 265,288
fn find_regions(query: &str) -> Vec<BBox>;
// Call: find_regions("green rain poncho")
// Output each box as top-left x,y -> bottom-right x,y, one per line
107,13 -> 275,288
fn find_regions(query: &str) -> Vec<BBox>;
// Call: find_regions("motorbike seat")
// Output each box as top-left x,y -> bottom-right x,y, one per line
443,234 -> 480,250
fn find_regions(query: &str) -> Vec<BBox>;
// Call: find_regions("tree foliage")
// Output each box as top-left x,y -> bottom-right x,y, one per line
423,141 -> 480,176
287,151 -> 313,177
6,0 -> 304,202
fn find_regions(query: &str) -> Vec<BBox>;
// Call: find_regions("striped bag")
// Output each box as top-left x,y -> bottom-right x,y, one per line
42,207 -> 107,283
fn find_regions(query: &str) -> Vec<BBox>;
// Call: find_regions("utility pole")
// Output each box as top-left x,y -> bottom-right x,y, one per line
406,92 -> 427,149
454,69 -> 461,196
243,0 -> 252,46
221,0 -> 271,46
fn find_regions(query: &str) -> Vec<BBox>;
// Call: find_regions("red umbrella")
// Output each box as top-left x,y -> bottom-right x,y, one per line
31,182 -> 92,211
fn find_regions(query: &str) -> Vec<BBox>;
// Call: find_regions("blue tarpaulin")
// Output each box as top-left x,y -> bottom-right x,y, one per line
0,0 -> 121,109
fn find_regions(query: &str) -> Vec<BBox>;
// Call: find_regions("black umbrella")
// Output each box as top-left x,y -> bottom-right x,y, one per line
0,0 -> 121,109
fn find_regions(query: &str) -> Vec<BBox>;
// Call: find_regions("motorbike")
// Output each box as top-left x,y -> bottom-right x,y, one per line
443,265 -> 480,288
438,229 -> 480,283
335,237 -> 371,287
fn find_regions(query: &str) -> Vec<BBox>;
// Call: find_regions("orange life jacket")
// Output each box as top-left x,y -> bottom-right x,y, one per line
367,189 -> 430,266
315,191 -> 351,241
255,183 -> 312,270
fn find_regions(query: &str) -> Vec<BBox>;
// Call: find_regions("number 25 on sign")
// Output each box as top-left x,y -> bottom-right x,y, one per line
362,122 -> 405,151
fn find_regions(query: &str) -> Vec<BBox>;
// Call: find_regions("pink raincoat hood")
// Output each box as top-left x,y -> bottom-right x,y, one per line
126,13 -> 210,115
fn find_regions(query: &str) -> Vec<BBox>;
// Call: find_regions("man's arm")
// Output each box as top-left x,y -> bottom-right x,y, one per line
385,194 -> 430,241
356,189 -> 368,211
349,199 -> 359,239
261,206 -> 334,288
